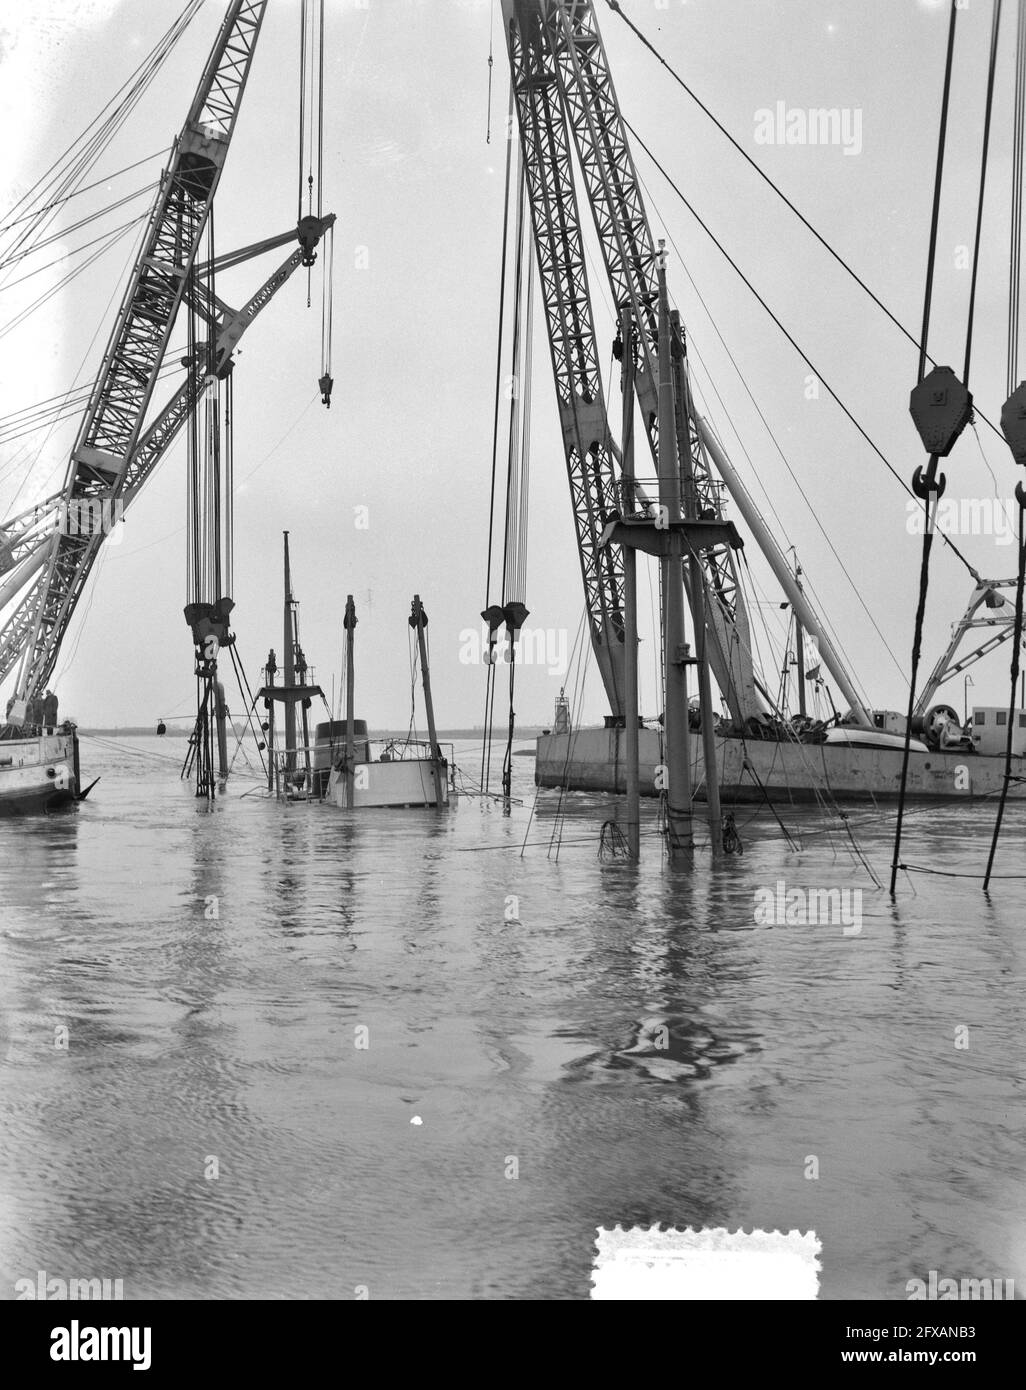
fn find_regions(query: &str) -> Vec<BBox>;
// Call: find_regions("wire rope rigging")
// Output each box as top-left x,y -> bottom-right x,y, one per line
891,0 -> 997,895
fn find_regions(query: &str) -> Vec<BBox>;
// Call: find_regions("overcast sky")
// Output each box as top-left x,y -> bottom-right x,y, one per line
1,0 -> 1021,731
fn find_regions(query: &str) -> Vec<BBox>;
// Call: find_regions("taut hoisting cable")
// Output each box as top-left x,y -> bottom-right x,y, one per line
0,151 -> 163,236
625,120 -> 980,583
1009,0 -> 1026,400
298,0 -> 309,226
0,183 -> 158,268
606,0 -> 1017,456
320,221 -> 334,407
891,0 -> 997,898
984,0 -> 1026,891
963,0 -> 1003,386
0,212 -> 150,299
0,1 -> 201,274
183,208 -> 236,801
224,370 -> 234,596
317,0 -> 325,223
298,0 -> 332,402
486,0 -> 496,144
982,494 -> 1026,890
916,1 -> 961,386
480,86 -> 517,793
298,0 -> 326,303
499,168 -> 533,808
0,220 -> 142,348
891,0 -> 962,896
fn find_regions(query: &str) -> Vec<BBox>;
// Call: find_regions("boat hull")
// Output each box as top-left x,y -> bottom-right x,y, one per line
0,733 -> 78,815
325,757 -> 449,809
535,727 -> 1023,802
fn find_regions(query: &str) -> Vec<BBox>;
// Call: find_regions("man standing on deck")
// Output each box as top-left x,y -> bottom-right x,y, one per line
43,690 -> 58,735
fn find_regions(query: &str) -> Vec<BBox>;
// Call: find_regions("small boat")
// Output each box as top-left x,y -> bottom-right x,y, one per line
821,727 -> 930,755
320,592 -> 449,811
321,732 -> 450,810
260,535 -> 449,810
0,725 -> 81,814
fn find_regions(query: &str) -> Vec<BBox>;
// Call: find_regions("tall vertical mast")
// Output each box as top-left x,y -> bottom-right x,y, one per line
411,595 -> 444,808
343,595 -> 356,808
673,313 -> 721,854
283,531 -> 297,769
657,248 -> 693,857
793,554 -> 808,719
620,308 -> 641,860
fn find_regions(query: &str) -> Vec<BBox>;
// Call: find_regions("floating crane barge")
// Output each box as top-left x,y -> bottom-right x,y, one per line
490,0 -> 1026,808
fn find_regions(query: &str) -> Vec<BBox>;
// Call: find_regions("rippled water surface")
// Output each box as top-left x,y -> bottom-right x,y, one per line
1,734 -> 1023,1300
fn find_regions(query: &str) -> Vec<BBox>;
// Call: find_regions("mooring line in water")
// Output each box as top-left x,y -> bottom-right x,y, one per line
80,734 -> 264,780
458,828 -> 707,855
902,863 -> 1026,881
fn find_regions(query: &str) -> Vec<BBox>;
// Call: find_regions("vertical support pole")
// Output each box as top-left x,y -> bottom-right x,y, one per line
671,314 -> 721,856
266,708 -> 275,792
296,640 -> 311,794
620,307 -> 641,861
283,531 -> 296,776
215,680 -> 229,782
412,595 -> 445,807
656,245 -> 693,859
791,550 -> 807,718
300,695 -> 311,791
265,650 -> 276,794
344,595 -> 356,808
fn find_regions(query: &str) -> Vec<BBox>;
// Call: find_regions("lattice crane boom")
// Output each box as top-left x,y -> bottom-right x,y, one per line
1,0 -> 268,710
500,0 -> 761,722
502,0 -> 628,714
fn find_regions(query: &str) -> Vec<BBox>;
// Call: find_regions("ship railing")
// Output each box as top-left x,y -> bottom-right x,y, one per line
617,476 -> 728,520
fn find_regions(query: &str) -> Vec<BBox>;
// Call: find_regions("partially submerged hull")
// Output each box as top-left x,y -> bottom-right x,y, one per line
325,756 -> 449,809
536,727 -> 1023,802
0,733 -> 78,815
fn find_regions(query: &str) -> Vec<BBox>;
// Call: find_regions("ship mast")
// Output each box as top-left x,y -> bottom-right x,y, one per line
283,532 -> 298,773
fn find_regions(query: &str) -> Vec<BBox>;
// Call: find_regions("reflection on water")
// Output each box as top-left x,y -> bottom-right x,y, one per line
0,736 -> 1023,1299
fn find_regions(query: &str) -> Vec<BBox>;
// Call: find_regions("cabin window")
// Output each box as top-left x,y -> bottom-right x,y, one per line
1019,714 -> 1026,728
997,711 -> 1007,726
976,712 -> 986,725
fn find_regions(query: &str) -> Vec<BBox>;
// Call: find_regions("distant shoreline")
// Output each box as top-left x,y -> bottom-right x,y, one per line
79,726 -> 550,740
